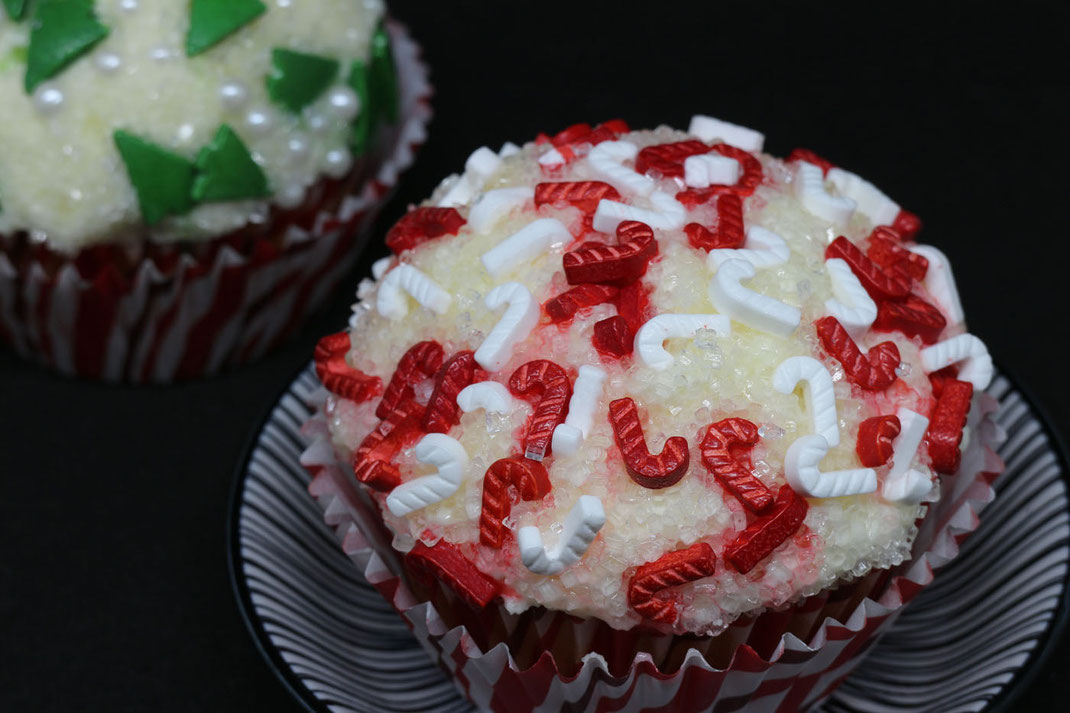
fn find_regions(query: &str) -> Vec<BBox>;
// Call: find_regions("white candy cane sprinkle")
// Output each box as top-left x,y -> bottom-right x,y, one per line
457,381 -> 514,415
385,434 -> 468,517
684,153 -> 741,188
827,168 -> 900,227
517,495 -> 606,575
481,218 -> 570,278
909,245 -> 965,325
883,467 -> 933,504
588,140 -> 655,197
468,186 -> 534,234
784,434 -> 877,499
794,161 -> 856,228
687,115 -> 765,152
888,408 -> 930,481
634,314 -> 732,371
773,356 -> 840,447
824,257 -> 878,339
920,334 -> 993,390
376,264 -> 452,320
552,365 -> 607,456
473,282 -> 539,372
592,190 -> 686,233
708,259 -> 801,337
707,226 -> 790,270
538,147 -> 566,168
371,256 -> 393,281
437,146 -> 503,207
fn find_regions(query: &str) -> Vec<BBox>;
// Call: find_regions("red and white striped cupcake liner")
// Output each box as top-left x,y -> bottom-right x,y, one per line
300,389 -> 1003,712
0,22 -> 431,382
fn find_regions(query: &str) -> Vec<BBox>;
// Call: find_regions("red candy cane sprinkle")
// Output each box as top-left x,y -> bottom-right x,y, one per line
508,360 -> 573,461
352,399 -> 426,492
421,351 -> 479,434
866,226 -> 929,281
627,542 -> 717,624
376,340 -> 444,420
635,140 -> 712,178
543,284 -> 620,323
684,193 -> 746,252
406,541 -> 502,609
699,418 -> 775,513
609,397 -> 691,489
892,209 -> 923,240
563,220 -> 658,286
815,316 -> 901,391
856,415 -> 902,467
724,486 -> 809,574
928,364 -> 960,399
313,331 -> 384,403
534,181 -> 622,215
872,294 -> 948,345
787,148 -> 835,175
927,378 -> 974,475
826,236 -> 912,302
675,144 -> 764,207
592,315 -> 634,358
478,457 -> 552,548
385,207 -> 466,255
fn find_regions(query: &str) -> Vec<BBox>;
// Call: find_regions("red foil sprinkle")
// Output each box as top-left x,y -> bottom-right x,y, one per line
826,236 -> 912,302
627,542 -> 717,624
563,220 -> 658,286
872,295 -> 947,345
684,193 -> 746,252
927,379 -> 974,474
634,140 -> 712,178
614,281 -> 648,333
508,360 -> 573,461
385,207 -> 466,254
352,399 -> 425,492
699,418 -> 775,513
609,397 -> 691,489
377,341 -> 444,420
856,415 -> 902,467
534,181 -> 622,215
543,284 -> 620,323
478,457 -> 552,548
724,487 -> 809,574
406,541 -> 502,609
421,351 -> 479,434
816,316 -> 901,391
313,331 -> 383,403
787,148 -> 835,175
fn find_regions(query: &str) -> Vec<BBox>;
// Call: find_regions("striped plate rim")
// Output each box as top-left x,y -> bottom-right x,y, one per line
227,365 -> 1070,713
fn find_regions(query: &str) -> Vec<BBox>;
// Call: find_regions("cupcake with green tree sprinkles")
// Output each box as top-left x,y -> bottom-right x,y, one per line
0,0 -> 430,381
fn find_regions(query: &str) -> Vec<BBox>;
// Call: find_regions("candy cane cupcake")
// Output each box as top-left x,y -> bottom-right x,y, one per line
304,117 -> 1002,711
0,0 -> 429,380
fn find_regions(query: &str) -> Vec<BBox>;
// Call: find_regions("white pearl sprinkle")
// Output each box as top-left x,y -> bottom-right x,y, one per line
94,51 -> 122,74
245,109 -> 274,135
286,135 -> 310,163
176,124 -> 195,143
276,183 -> 306,209
149,46 -> 175,62
306,113 -> 330,135
219,81 -> 249,110
323,148 -> 353,178
32,84 -> 65,114
326,87 -> 360,121
276,0 -> 293,7
119,0 -> 139,12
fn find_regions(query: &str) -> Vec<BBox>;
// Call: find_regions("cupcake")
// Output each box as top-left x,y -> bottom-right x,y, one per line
302,116 -> 1002,711
0,0 -> 430,380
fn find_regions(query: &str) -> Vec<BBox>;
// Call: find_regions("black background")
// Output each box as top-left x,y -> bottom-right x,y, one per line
2,1 -> 1068,710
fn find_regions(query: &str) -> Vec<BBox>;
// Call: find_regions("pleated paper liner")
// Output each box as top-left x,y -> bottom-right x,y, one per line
300,388 -> 1002,712
0,22 -> 431,382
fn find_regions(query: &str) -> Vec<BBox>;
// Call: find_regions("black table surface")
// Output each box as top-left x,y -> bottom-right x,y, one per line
2,2 -> 1068,711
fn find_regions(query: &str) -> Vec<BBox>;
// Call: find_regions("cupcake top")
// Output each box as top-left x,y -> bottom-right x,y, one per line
0,0 -> 390,253
319,116 -> 993,635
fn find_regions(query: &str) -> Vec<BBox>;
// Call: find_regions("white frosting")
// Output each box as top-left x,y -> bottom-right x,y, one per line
328,126 -> 972,634
0,0 -> 385,252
